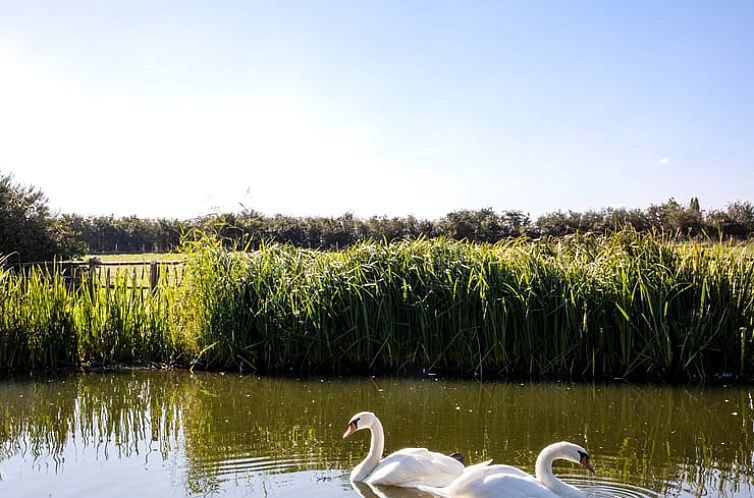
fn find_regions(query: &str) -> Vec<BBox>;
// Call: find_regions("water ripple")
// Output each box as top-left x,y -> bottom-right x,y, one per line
565,476 -> 664,498
193,452 -> 318,479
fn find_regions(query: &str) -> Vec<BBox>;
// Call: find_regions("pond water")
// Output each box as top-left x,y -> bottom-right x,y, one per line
0,371 -> 751,498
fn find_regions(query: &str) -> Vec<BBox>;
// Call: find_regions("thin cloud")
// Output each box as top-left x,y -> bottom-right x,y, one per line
658,157 -> 671,165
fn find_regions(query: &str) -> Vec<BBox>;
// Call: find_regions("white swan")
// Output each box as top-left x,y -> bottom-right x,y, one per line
418,441 -> 595,498
343,411 -> 465,488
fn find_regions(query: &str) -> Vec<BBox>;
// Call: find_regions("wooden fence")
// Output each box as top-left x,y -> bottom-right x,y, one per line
15,258 -> 185,289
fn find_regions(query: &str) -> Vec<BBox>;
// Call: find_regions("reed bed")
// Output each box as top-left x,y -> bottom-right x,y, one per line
181,231 -> 754,381
3,231 -> 754,381
0,261 -> 183,370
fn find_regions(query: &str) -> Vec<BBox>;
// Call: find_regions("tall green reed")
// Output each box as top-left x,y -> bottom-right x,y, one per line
181,231 -> 754,381
0,261 -> 78,370
74,270 -> 181,365
0,260 -> 182,371
3,230 -> 754,381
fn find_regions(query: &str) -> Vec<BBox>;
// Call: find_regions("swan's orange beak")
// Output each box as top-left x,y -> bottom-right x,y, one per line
580,455 -> 596,475
343,421 -> 358,439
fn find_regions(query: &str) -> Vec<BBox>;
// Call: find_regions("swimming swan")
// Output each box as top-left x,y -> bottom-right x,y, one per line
418,441 -> 595,498
343,411 -> 465,488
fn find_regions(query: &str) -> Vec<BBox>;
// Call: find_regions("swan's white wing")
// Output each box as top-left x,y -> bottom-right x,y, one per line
365,447 -> 464,488
463,472 -> 560,498
436,460 -> 496,494
417,461 -> 531,497
474,463 -> 530,479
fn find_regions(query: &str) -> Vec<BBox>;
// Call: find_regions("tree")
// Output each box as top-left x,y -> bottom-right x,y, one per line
535,210 -> 584,237
0,172 -> 78,261
726,201 -> 754,236
438,208 -> 505,242
500,210 -> 531,237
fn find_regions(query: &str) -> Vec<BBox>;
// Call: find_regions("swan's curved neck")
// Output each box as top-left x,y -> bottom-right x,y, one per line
535,445 -> 584,498
351,419 -> 385,481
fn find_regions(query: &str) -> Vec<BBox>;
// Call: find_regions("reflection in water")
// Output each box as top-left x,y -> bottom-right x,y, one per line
0,372 -> 752,498
576,477 -> 663,498
351,481 -> 436,498
0,373 -> 180,464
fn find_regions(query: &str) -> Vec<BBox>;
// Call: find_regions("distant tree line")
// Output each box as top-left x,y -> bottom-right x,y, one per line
2,171 -> 754,261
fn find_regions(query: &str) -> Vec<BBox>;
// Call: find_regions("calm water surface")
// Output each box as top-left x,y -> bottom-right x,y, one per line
0,371 -> 752,498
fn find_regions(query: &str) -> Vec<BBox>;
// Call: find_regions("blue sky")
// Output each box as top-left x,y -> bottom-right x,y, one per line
1,1 -> 752,220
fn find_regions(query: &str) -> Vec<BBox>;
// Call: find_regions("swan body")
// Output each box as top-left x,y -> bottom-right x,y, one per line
343,411 -> 465,488
418,441 -> 595,498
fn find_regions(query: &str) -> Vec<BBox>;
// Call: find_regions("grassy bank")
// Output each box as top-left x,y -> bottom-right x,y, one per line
3,231 -> 754,381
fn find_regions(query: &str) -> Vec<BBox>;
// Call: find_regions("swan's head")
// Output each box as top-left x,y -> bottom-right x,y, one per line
343,411 -> 378,439
555,442 -> 596,475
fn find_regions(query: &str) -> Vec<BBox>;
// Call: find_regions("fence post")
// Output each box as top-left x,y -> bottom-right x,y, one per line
150,261 -> 160,290
88,257 -> 101,298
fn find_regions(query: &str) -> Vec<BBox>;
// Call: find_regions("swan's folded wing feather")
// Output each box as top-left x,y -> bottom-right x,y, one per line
419,466 -> 563,498
476,463 -> 530,479
463,473 -> 558,498
428,462 -> 529,496
364,447 -> 464,487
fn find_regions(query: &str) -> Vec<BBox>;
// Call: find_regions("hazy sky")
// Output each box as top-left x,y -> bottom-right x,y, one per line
1,1 -> 752,220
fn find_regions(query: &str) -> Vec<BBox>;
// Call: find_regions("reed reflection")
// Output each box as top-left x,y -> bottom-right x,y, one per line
0,372 -> 182,466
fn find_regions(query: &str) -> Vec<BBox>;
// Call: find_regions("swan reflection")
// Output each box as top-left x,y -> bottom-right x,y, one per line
351,481 -> 437,498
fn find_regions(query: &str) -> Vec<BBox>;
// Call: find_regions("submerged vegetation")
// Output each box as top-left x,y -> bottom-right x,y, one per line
2,230 -> 754,381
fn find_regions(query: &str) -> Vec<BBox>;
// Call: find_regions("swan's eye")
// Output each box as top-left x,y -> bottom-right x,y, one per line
350,418 -> 360,428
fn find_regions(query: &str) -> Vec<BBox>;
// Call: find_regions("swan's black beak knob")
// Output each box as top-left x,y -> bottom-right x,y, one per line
580,454 -> 596,475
